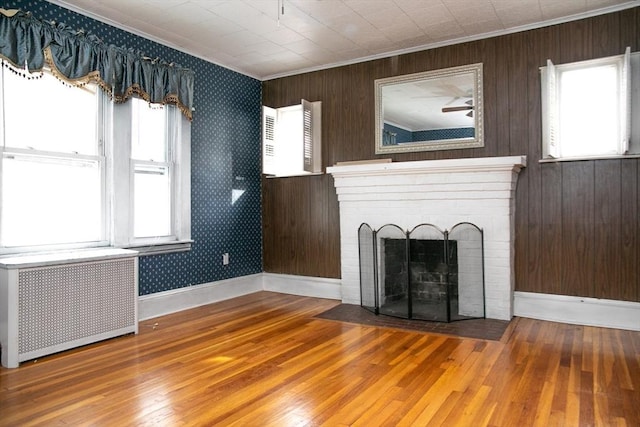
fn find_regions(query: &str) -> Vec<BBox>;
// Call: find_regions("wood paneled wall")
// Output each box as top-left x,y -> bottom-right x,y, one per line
262,7 -> 640,302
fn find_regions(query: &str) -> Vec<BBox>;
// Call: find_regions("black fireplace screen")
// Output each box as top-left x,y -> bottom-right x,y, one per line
358,222 -> 485,323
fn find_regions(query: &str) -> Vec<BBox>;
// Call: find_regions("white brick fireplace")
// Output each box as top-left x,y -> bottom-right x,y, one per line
327,155 -> 526,321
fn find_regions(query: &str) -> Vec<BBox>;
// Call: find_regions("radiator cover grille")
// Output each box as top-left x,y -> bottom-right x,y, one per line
17,258 -> 137,356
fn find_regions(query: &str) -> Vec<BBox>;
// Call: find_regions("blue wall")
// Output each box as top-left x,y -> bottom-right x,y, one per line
412,127 -> 475,141
383,122 -> 474,144
382,123 -> 412,144
5,0 -> 264,295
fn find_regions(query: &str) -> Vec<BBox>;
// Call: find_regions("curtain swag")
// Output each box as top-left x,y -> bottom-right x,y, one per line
0,9 -> 194,120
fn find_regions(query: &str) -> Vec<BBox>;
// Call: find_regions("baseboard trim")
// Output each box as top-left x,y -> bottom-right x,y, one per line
262,273 -> 342,300
140,279 -> 639,331
138,274 -> 263,320
514,291 -> 640,331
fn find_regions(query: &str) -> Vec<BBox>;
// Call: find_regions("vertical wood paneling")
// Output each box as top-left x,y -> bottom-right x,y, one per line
559,17 -> 592,63
476,38 -> 498,158
262,7 -> 640,302
561,162 -> 595,297
324,68 -> 343,167
591,12 -> 621,57
522,30 -> 544,293
594,161 -> 622,300
537,23 -> 564,295
540,162 -> 563,293
508,32 -> 530,293
494,36 -> 511,157
620,160 -> 639,301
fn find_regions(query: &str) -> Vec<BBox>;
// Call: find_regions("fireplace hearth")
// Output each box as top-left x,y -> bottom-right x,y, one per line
359,223 -> 484,323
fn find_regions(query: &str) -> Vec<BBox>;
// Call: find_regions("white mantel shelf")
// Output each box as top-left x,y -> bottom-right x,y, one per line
327,155 -> 527,177
327,155 -> 527,321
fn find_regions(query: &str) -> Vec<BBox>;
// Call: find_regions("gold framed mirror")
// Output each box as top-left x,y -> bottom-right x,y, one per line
375,63 -> 484,154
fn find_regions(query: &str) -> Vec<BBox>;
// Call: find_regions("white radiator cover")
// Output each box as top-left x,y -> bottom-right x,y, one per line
0,249 -> 138,368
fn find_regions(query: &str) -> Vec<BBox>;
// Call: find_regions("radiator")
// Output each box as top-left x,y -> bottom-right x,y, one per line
0,249 -> 138,368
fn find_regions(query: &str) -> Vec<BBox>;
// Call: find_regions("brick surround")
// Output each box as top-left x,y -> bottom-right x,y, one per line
327,156 -> 526,320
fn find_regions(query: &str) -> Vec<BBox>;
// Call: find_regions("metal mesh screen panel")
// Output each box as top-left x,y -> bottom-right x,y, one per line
358,224 -> 376,311
18,258 -> 136,355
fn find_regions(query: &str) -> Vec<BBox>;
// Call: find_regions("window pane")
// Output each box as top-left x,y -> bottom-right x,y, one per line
1,156 -> 102,247
3,70 -> 98,155
559,64 -> 619,157
134,165 -> 171,238
131,98 -> 167,161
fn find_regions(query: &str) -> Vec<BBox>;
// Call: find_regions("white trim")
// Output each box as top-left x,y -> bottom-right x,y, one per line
138,274 -> 263,320
262,273 -> 342,300
139,277 -> 640,331
327,155 -> 526,177
514,291 -> 640,331
138,273 -> 342,320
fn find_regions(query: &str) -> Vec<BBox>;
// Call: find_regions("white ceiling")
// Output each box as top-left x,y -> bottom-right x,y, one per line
49,0 -> 638,80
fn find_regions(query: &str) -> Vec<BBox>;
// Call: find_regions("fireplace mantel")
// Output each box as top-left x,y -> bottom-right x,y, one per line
327,155 -> 526,178
327,155 -> 526,320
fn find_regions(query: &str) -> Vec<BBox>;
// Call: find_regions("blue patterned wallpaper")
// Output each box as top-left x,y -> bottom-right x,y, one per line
412,127 -> 475,141
5,0 -> 263,295
382,123 -> 412,144
383,122 -> 474,144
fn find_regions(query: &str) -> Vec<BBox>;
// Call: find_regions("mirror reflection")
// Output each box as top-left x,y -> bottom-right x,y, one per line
375,63 -> 484,154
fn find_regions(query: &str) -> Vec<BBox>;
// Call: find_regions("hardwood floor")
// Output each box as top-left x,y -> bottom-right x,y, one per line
1,291 -> 639,426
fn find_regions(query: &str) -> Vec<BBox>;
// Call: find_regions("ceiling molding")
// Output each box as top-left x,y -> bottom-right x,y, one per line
45,0 -> 639,82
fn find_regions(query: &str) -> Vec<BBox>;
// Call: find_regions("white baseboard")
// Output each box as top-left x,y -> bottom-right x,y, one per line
138,274 -> 263,320
514,291 -> 640,331
138,273 -> 342,320
262,273 -> 342,300
139,278 -> 638,331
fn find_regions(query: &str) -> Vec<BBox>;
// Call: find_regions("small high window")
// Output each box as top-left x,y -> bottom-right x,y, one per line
262,99 -> 322,177
540,48 -> 639,160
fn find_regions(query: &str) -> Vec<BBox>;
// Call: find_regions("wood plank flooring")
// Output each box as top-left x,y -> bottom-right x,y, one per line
1,291 -> 639,426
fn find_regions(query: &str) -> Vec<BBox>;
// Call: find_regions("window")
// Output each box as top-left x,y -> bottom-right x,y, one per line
0,68 -> 191,255
541,48 -> 639,160
262,99 -> 322,177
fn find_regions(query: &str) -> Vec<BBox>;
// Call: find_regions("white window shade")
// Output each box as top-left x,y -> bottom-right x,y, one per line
262,106 -> 277,176
621,46 -> 631,154
542,59 -> 559,158
302,99 -> 322,174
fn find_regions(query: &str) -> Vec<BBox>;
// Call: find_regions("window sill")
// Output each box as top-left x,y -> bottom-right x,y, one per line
539,153 -> 640,163
264,172 -> 324,178
123,240 -> 193,256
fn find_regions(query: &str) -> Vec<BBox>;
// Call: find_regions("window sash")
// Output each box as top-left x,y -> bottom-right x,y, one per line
132,161 -> 173,239
0,149 -> 107,250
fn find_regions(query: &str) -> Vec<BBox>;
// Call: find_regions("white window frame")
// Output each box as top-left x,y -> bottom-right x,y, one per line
110,100 -> 191,255
262,99 -> 322,177
0,69 -> 191,256
540,48 -> 640,162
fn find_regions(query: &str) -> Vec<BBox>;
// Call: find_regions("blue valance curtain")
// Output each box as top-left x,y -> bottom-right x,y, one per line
0,9 -> 194,120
